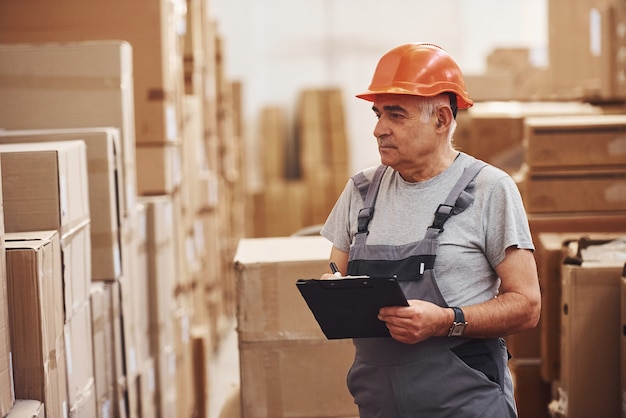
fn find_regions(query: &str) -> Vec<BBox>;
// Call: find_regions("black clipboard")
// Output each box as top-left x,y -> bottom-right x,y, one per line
296,276 -> 409,339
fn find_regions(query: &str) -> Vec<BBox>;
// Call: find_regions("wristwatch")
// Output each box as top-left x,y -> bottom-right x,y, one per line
448,306 -> 468,337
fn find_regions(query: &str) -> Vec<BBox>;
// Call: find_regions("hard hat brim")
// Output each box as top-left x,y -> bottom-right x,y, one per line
356,88 -> 473,109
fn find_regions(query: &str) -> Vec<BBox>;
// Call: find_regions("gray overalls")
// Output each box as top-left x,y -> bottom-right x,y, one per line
346,160 -> 518,418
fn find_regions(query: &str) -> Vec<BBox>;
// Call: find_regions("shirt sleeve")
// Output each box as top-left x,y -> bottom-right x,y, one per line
320,178 -> 359,253
483,175 -> 535,268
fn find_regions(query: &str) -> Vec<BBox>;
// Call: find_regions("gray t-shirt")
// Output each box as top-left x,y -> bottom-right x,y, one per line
320,152 -> 534,307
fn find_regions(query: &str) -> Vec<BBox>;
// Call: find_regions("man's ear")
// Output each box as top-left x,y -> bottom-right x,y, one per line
436,105 -> 453,130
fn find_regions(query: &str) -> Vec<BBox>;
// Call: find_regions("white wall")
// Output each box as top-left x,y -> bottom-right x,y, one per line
210,0 -> 547,180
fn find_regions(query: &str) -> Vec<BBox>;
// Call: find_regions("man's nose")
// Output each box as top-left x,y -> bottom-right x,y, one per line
373,117 -> 389,139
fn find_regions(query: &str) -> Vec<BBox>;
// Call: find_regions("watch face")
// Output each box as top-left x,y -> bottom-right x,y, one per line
449,323 -> 466,337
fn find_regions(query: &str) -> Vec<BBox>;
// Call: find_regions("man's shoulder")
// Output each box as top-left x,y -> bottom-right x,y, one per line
458,153 -> 510,184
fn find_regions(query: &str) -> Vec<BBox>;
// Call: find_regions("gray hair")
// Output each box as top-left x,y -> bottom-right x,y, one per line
414,95 -> 457,144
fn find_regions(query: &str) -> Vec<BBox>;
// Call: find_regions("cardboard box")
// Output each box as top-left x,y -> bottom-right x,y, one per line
180,94 -> 212,230
259,106 -> 288,183
5,231 -> 68,418
182,0 -> 205,95
65,300 -> 97,417
0,169 -> 12,417
453,101 -> 601,169
0,140 -> 90,239
170,189 -> 199,290
135,143 -> 182,196
173,307 -> 194,418
199,210 -> 221,288
467,47 -> 551,102
463,73 -> 517,102
5,400 -> 45,418
509,358 -> 551,418
118,276 -> 140,383
548,1 -> 619,100
253,180 -> 310,238
138,358 -> 158,418
191,328 -> 210,418
528,212 -> 626,238
57,223 -> 92,324
130,203 -> 151,368
0,128 -> 124,280
0,302 -> 12,418
233,236 -> 333,342
90,282 -> 117,418
156,344 -> 178,418
117,214 -> 142,384
109,281 -> 125,411
622,274 -> 626,418
524,114 -> 626,169
197,170 -> 219,212
505,324 -> 541,359
536,233 -> 626,382
560,262 -> 623,417
522,167 -> 626,213
239,339 -> 357,418
68,381 -> 96,418
139,196 -> 177,358
295,89 -> 350,226
234,236 -> 359,417
0,41 -> 137,220
0,1 -> 185,145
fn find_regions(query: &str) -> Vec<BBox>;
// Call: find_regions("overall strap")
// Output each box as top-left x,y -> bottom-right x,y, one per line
351,165 -> 387,235
428,160 -> 487,233
351,170 -> 372,202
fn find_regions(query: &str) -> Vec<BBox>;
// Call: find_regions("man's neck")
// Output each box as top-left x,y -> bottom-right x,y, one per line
398,148 -> 459,183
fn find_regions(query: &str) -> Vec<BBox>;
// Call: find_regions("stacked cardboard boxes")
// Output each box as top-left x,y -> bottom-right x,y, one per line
0,139 -> 97,417
0,40 -> 134,410
522,114 -> 626,215
505,113 -> 626,417
250,106 -> 308,238
5,231 -> 69,418
522,113 -> 626,240
0,42 -> 137,222
532,233 -> 626,418
464,47 -> 550,102
0,0 -> 186,147
520,115 -> 626,225
558,263 -> 622,417
296,88 -> 350,226
453,101 -> 602,174
137,195 -> 180,416
0,50 -> 140,410
0,128 -> 124,281
234,236 -> 358,418
547,238 -> 626,417
249,88 -> 350,238
548,0 -> 626,100
0,0 -> 246,416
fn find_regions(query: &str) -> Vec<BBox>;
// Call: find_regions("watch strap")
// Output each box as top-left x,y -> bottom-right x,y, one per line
448,306 -> 468,337
451,306 -> 465,324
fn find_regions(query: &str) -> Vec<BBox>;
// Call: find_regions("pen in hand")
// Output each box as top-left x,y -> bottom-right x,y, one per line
329,262 -> 342,278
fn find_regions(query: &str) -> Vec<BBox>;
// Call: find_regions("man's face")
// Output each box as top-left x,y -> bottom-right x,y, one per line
371,94 -> 438,171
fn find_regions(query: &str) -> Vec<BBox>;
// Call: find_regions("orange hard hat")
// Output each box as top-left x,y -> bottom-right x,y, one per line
356,43 -> 473,109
